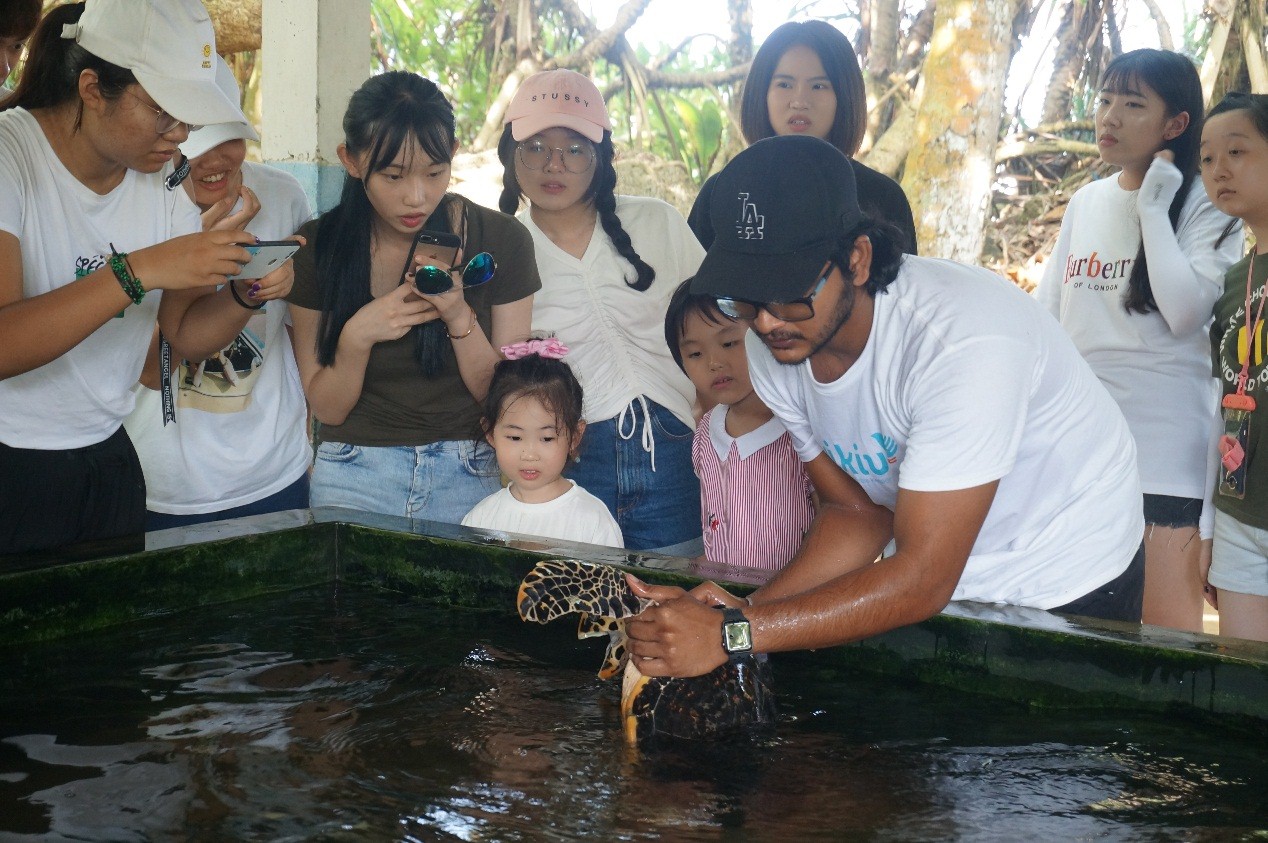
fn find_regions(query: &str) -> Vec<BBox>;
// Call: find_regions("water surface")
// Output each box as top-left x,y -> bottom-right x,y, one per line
0,585 -> 1264,841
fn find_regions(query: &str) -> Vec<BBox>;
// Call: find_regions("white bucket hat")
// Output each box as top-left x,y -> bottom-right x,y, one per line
180,56 -> 259,159
61,0 -> 246,128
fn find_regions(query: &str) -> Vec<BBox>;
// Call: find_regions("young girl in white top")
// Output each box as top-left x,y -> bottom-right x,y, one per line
0,1 -> 291,555
498,69 -> 704,554
1038,49 -> 1242,630
462,338 -> 622,548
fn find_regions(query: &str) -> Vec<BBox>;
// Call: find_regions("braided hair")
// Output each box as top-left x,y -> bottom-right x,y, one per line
497,124 -> 655,291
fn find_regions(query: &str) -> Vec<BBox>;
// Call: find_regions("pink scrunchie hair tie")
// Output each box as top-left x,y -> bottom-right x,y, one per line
500,338 -> 570,360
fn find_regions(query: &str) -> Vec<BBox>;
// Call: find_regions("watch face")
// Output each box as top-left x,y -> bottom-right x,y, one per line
724,621 -> 753,653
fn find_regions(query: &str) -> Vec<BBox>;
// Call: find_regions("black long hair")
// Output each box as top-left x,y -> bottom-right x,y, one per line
315,72 -> 457,376
1099,49 -> 1205,315
2,2 -> 136,126
740,20 -> 868,157
0,0 -> 41,40
497,123 -> 655,291
1207,92 -> 1268,149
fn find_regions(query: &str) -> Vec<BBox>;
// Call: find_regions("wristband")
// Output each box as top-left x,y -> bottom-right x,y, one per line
229,279 -> 265,310
108,243 -> 145,304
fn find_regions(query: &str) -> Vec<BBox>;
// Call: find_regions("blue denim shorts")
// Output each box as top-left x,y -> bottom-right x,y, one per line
566,398 -> 701,554
310,439 -> 501,525
1142,494 -> 1202,529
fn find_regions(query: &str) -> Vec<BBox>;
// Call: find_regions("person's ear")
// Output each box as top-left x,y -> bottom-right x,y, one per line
1163,111 -> 1190,141
848,235 -> 872,289
77,69 -> 106,115
481,418 -> 495,448
337,143 -> 363,179
571,420 -> 587,458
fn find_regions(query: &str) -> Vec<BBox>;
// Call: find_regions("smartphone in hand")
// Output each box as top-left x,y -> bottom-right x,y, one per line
227,240 -> 301,280
402,230 -> 461,294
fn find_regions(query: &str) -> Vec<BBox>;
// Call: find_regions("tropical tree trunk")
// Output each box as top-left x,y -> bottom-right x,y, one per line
864,0 -> 903,150
1238,1 -> 1268,93
1039,0 -> 1103,126
900,0 -> 1025,261
1199,0 -> 1238,104
205,0 -> 262,54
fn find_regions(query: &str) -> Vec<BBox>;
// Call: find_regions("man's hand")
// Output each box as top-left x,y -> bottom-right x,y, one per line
625,576 -> 728,678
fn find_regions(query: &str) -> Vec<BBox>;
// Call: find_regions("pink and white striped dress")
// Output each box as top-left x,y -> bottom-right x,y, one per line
693,407 -> 815,571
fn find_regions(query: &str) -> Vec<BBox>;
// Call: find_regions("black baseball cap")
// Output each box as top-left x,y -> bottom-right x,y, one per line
690,135 -> 861,304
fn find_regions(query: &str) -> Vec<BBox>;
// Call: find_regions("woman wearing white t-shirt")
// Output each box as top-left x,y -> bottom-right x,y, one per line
0,1 -> 295,555
497,70 -> 705,554
1038,49 -> 1241,630
125,57 -> 314,530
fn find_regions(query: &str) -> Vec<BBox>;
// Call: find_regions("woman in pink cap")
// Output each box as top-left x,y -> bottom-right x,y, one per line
498,69 -> 705,555
0,1 -> 295,556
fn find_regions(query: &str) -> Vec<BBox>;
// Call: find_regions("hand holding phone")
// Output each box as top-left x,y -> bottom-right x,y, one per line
402,230 -> 462,293
227,240 -> 301,280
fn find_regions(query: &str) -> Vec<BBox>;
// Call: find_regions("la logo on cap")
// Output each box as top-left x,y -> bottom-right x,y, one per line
736,193 -> 764,241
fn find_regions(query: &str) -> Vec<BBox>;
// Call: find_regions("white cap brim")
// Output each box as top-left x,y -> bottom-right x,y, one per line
136,68 -> 246,129
182,119 -> 259,159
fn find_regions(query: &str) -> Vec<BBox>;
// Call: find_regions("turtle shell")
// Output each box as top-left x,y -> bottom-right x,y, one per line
517,558 -> 777,743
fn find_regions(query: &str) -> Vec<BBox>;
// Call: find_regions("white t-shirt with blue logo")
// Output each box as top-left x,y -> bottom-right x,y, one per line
747,254 -> 1144,610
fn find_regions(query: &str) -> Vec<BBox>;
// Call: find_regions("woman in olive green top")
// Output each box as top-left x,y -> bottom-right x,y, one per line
287,73 -> 539,523
1202,92 -> 1268,642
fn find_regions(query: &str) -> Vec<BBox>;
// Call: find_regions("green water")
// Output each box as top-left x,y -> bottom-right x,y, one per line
0,584 -> 1264,842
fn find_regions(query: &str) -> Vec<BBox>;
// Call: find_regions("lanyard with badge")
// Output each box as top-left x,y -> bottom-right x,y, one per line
1219,252 -> 1264,499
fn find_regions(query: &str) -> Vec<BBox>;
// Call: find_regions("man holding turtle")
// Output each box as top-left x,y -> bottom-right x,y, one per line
626,135 -> 1145,678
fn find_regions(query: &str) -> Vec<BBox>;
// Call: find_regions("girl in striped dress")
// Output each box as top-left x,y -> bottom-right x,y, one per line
664,281 -> 814,570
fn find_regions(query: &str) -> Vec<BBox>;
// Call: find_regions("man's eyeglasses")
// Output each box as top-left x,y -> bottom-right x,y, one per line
516,139 -> 596,174
413,251 -> 497,295
125,89 -> 201,136
716,264 -> 834,323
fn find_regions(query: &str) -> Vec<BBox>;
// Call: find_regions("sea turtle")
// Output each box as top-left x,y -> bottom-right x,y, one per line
516,558 -> 777,744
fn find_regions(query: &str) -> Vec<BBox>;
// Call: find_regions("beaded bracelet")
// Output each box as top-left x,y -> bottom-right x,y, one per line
108,243 -> 145,305
228,278 -> 265,310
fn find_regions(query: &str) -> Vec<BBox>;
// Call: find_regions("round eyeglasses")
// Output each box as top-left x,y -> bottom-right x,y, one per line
125,89 -> 202,136
516,139 -> 596,174
715,266 -> 833,323
412,252 -> 497,296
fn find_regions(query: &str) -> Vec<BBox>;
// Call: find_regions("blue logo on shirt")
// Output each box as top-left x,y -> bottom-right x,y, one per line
823,432 -> 898,477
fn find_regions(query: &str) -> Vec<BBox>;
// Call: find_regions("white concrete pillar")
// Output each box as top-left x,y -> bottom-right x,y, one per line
260,0 -> 369,212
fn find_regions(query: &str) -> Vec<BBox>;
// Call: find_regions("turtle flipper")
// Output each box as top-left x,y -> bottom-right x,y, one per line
576,612 -> 614,639
517,559 -> 647,623
597,626 -> 628,680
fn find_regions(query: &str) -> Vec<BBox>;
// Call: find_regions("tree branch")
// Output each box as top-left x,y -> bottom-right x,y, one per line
550,0 -> 653,67
599,63 -> 752,97
995,138 -> 1098,163
1139,0 -> 1174,50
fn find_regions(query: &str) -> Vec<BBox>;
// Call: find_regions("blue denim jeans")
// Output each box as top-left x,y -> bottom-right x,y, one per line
146,473 -> 310,531
566,398 -> 702,554
311,439 -> 501,524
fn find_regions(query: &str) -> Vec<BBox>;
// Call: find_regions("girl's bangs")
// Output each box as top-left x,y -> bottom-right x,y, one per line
364,107 -> 454,175
1099,66 -> 1147,97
